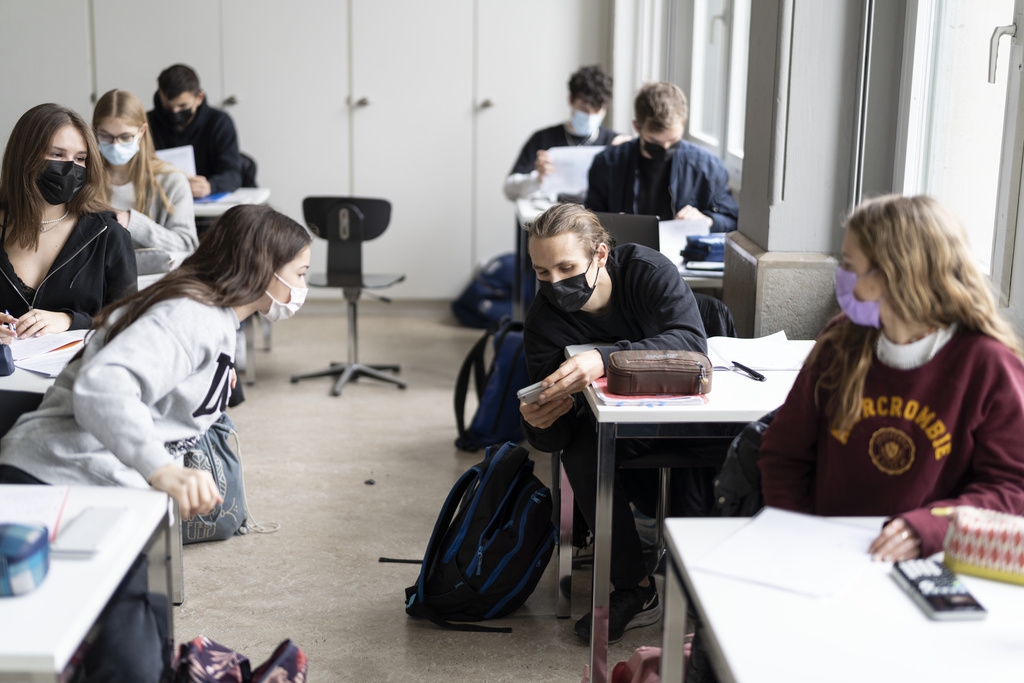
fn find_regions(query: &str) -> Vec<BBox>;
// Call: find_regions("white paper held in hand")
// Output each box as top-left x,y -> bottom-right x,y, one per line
539,145 -> 606,196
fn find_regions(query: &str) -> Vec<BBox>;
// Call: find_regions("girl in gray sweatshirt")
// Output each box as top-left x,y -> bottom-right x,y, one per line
0,204 -> 311,519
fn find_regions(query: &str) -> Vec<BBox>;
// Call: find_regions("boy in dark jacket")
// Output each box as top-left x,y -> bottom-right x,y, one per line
147,64 -> 242,199
586,82 -> 738,232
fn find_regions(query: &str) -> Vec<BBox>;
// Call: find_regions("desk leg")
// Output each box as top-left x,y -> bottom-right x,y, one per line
589,422 -> 616,683
145,503 -> 176,645
169,499 -> 184,605
661,560 -> 690,682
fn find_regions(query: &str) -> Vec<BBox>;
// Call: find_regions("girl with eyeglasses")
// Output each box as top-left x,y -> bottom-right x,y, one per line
93,89 -> 198,253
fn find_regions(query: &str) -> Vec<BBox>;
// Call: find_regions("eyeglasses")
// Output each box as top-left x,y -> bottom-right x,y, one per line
96,131 -> 139,145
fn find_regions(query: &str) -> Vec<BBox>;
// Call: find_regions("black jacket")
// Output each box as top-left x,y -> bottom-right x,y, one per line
0,213 -> 137,330
711,410 -> 777,517
586,138 -> 739,232
521,244 -> 706,453
147,93 -> 242,194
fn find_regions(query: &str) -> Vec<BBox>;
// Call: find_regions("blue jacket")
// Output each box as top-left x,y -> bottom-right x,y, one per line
585,138 -> 739,232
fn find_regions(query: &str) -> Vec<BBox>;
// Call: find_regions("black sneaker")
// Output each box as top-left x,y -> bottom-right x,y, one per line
574,576 -> 662,644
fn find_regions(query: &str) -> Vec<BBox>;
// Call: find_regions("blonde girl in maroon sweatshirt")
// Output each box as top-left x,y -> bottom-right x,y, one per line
760,194 -> 1024,560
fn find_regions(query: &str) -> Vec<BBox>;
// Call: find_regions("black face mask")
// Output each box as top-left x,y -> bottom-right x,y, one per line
538,258 -> 598,313
165,107 -> 194,128
642,138 -> 679,163
37,160 -> 87,206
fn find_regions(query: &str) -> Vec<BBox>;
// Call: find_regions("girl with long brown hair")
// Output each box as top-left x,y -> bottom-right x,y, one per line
0,103 -> 136,339
760,194 -> 1024,561
93,89 -> 197,252
0,204 -> 311,520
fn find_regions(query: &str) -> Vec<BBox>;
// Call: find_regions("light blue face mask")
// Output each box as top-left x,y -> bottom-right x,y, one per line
570,109 -> 603,138
99,140 -> 140,166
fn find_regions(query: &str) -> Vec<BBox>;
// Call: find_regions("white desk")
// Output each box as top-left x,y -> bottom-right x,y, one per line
580,370 -> 798,683
662,517 -> 1024,682
193,187 -> 271,218
0,368 -> 186,607
0,486 -> 172,682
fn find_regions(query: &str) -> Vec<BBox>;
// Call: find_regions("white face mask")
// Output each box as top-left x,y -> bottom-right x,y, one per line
99,140 -> 140,166
261,272 -> 308,322
570,108 -> 604,137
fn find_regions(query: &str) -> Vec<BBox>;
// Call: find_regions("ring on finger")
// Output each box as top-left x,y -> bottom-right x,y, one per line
901,530 -> 909,540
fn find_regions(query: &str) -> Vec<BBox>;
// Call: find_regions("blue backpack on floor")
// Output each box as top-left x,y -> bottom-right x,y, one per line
404,442 -> 556,632
451,253 -> 516,328
454,319 -> 530,452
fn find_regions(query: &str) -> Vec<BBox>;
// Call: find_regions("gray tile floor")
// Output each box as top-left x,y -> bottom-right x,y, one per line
174,299 -> 664,681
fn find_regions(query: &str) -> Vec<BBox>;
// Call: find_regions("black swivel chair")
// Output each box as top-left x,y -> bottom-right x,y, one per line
290,197 -> 407,396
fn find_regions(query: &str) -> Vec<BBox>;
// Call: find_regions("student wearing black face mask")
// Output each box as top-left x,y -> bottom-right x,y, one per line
0,104 -> 137,341
586,82 -> 739,232
146,64 -> 242,200
519,203 -> 708,645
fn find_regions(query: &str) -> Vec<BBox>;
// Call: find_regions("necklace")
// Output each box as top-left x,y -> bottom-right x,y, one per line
563,124 -> 597,147
40,209 -> 69,233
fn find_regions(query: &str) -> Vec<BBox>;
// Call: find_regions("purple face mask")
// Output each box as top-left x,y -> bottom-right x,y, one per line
834,266 -> 881,328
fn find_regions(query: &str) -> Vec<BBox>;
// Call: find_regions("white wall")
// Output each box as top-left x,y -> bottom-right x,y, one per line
0,0 -> 610,300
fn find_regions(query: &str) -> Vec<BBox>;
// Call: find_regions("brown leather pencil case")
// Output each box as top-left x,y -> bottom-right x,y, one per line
606,350 -> 713,395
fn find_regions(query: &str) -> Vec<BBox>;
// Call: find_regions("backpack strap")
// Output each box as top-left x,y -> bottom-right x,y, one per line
453,328 -> 493,447
404,594 -> 513,633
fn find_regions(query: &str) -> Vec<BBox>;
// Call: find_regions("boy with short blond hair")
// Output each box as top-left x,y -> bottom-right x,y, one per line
586,81 -> 738,232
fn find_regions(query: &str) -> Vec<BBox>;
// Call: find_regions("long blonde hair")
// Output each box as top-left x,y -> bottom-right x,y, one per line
92,89 -> 175,217
813,194 -> 1022,433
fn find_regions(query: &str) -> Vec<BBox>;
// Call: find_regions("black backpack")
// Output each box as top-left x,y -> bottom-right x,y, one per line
404,441 -> 556,632
453,320 -> 530,452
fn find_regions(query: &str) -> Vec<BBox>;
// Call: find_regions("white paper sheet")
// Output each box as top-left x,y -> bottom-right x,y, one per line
691,507 -> 878,598
0,485 -> 71,541
659,219 -> 712,268
539,145 -> 606,196
9,330 -> 86,361
155,145 -> 196,177
706,331 -> 816,371
14,343 -> 81,377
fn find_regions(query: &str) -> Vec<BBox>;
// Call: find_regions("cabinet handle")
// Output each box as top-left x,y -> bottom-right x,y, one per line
989,23 -> 1017,83
479,98 -> 494,109
352,97 -> 371,107
223,95 -> 239,106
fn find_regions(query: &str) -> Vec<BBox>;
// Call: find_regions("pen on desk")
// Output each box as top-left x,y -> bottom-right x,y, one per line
732,361 -> 766,382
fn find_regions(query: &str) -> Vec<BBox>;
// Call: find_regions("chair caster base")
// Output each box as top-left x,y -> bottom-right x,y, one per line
291,362 -> 406,396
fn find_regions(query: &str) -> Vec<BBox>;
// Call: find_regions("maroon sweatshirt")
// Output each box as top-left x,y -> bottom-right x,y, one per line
760,327 -> 1024,555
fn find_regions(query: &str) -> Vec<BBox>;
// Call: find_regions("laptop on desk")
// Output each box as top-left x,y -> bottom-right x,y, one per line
593,212 -> 660,251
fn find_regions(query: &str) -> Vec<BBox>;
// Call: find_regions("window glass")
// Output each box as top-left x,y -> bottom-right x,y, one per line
690,0 -> 726,148
726,0 -> 750,160
914,0 -> 1012,273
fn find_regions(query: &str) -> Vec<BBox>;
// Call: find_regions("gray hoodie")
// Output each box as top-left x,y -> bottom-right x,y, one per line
0,297 -> 238,487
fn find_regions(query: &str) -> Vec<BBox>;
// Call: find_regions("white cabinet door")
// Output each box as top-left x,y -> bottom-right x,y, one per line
0,1 -> 93,151
350,0 -> 474,298
473,0 -> 612,265
92,0 -> 223,107
221,0 -> 350,225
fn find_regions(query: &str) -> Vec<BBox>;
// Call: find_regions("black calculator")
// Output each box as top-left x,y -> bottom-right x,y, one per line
891,559 -> 986,621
